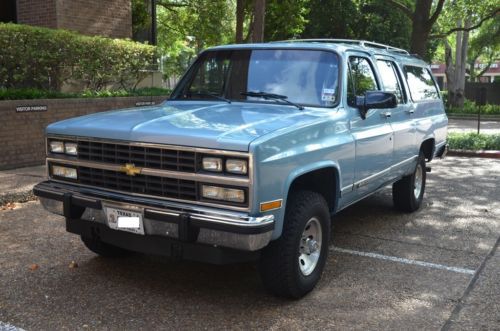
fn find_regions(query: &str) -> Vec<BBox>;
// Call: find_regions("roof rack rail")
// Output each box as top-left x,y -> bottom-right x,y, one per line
272,39 -> 410,55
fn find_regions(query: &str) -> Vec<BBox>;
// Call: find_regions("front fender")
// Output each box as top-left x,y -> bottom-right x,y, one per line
271,162 -> 340,239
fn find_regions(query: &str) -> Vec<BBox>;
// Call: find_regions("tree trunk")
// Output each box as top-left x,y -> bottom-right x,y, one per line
444,39 -> 455,107
236,0 -> 245,43
251,0 -> 266,43
409,0 -> 433,57
447,19 -> 471,108
455,19 -> 470,108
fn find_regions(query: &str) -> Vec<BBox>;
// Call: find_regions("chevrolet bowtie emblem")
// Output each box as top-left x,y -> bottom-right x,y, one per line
120,163 -> 142,176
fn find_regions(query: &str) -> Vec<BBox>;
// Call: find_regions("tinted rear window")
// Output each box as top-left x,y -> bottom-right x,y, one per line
403,66 -> 440,101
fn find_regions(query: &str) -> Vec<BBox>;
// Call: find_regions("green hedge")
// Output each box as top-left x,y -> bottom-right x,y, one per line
448,132 -> 500,151
0,23 -> 157,92
0,87 -> 171,100
446,99 -> 500,115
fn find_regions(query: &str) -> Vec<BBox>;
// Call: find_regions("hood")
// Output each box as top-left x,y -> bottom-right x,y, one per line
46,101 -> 322,151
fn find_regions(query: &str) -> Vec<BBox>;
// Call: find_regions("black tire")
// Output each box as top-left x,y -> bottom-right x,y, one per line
392,151 -> 426,212
81,236 -> 131,258
259,190 -> 331,299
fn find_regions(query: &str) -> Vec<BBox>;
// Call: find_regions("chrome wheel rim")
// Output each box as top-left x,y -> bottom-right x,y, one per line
414,164 -> 423,199
298,217 -> 323,276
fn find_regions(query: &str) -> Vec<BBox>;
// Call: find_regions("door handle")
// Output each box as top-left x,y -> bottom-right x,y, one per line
406,108 -> 415,114
381,111 -> 391,118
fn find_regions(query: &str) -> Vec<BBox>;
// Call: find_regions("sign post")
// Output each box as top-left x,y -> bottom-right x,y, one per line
475,87 -> 487,134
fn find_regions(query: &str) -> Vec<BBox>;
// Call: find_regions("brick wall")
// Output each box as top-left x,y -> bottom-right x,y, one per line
16,0 -> 132,39
56,0 -> 132,39
17,0 -> 58,29
0,96 -> 166,170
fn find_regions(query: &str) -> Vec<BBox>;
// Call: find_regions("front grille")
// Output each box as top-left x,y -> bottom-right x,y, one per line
77,166 -> 198,201
78,141 -> 197,173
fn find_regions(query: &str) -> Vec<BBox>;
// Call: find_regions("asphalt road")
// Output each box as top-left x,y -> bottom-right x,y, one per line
448,119 -> 500,135
1,156 -> 499,330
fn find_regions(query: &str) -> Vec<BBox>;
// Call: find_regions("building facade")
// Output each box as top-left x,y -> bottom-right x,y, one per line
431,62 -> 500,90
0,0 -> 132,39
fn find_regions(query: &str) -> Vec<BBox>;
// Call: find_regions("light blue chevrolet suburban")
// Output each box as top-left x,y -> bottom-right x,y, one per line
34,39 -> 448,298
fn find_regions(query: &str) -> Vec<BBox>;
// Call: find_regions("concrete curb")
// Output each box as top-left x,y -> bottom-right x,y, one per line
0,189 -> 37,206
448,149 -> 500,159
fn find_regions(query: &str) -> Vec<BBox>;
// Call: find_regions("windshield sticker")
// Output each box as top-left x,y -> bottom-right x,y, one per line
321,88 -> 336,102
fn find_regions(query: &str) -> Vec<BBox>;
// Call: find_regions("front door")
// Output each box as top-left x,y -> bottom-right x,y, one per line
347,55 -> 394,199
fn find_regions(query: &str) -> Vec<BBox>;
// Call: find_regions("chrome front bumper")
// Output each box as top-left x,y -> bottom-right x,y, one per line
35,181 -> 274,252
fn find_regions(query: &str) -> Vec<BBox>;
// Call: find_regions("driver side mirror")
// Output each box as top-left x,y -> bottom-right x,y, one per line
356,91 -> 397,119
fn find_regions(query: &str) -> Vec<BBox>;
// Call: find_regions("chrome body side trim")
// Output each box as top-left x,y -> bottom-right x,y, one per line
353,155 -> 417,189
340,185 -> 353,196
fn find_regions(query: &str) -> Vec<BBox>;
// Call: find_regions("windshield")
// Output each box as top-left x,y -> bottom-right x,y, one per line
172,49 -> 339,108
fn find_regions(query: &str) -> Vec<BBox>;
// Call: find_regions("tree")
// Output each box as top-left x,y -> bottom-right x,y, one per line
356,0 -> 412,50
236,0 -> 245,43
467,18 -> 500,82
264,0 -> 310,41
156,0 -> 234,77
234,0 -> 267,43
436,1 -> 499,107
252,0 -> 266,42
444,19 -> 471,108
302,0 -> 358,39
385,0 -> 445,58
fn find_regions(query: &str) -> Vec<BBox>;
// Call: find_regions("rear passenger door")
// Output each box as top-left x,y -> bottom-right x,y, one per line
347,55 -> 393,198
375,58 -> 417,178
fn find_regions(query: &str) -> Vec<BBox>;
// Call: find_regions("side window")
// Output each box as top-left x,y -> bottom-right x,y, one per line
347,57 -> 378,107
403,66 -> 440,101
376,60 -> 405,103
188,52 -> 231,97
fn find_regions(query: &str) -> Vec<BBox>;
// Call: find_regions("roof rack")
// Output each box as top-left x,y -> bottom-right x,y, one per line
272,39 -> 410,55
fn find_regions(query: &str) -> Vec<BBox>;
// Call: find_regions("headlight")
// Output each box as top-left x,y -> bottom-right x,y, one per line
202,157 -> 223,172
64,142 -> 78,155
51,165 -> 77,179
49,141 -> 65,153
201,185 -> 245,203
226,159 -> 248,175
49,140 -> 78,156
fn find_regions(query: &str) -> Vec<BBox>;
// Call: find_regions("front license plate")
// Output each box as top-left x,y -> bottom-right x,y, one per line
105,206 -> 145,235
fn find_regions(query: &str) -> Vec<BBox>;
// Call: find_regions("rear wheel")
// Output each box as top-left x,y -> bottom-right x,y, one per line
259,190 -> 331,298
393,151 -> 426,212
81,236 -> 131,258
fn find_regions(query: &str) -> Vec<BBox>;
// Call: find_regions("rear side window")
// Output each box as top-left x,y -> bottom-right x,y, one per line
376,60 -> 405,104
403,66 -> 439,101
347,57 -> 379,107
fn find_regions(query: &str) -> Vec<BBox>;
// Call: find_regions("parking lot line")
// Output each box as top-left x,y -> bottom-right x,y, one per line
331,246 -> 476,275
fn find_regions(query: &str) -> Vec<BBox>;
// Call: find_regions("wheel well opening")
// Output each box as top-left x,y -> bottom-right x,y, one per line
421,139 -> 435,162
289,168 -> 337,213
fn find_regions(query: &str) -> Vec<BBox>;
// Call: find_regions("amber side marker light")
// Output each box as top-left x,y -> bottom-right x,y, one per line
260,199 -> 283,212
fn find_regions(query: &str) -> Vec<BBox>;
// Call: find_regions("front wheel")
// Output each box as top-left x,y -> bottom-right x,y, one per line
392,151 -> 426,212
259,190 -> 331,298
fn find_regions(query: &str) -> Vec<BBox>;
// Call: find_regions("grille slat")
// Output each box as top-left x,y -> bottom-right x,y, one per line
77,166 -> 197,201
78,141 -> 197,172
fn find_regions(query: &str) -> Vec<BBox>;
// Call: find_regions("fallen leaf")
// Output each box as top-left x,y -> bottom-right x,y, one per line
68,261 -> 78,269
29,264 -> 39,271
1,203 -> 15,211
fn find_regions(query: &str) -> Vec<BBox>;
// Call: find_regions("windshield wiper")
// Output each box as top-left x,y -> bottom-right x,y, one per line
190,92 -> 231,104
241,91 -> 304,110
